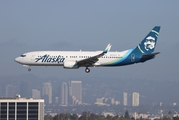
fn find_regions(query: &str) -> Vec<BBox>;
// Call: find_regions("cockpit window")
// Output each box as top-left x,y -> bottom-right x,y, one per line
20,55 -> 26,57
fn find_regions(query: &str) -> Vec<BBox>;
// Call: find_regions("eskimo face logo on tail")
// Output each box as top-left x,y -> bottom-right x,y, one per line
35,54 -> 65,63
144,36 -> 155,51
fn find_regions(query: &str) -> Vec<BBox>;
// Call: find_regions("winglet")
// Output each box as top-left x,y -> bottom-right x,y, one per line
103,44 -> 112,53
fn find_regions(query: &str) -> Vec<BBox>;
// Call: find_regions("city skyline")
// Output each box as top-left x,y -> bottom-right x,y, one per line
0,75 -> 179,115
0,75 -> 178,106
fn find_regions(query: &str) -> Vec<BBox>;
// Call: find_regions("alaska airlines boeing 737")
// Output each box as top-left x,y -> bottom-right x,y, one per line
15,26 -> 160,73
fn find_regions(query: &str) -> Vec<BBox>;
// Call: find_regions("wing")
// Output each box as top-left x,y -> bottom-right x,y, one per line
77,44 -> 112,67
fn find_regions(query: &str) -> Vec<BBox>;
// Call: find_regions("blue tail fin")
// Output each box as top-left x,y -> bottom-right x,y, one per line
137,26 -> 160,54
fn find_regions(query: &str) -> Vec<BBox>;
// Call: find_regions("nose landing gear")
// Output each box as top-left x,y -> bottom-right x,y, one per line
28,68 -> 31,72
85,67 -> 90,73
22,65 -> 31,72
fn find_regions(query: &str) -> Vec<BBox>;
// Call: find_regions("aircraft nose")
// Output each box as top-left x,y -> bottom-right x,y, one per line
14,57 -> 20,63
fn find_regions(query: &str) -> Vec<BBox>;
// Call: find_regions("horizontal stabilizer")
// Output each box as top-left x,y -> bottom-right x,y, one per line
140,52 -> 160,62
143,52 -> 160,57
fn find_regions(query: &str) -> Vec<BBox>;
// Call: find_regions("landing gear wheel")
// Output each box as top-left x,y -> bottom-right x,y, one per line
85,68 -> 90,73
28,68 -> 31,72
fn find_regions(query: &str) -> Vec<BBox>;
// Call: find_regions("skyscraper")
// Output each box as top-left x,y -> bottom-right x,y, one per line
20,81 -> 29,98
132,92 -> 139,106
123,92 -> 128,106
61,82 -> 68,105
32,89 -> 41,99
5,84 -> 15,97
70,81 -> 82,105
42,82 -> 52,104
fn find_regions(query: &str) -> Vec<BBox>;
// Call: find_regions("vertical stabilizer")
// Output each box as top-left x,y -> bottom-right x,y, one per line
137,26 -> 160,54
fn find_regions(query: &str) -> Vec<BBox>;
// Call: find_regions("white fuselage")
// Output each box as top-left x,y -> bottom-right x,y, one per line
15,50 -> 130,67
14,26 -> 160,73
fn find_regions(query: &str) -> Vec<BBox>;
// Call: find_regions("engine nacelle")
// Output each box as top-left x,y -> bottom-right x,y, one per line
63,61 -> 79,69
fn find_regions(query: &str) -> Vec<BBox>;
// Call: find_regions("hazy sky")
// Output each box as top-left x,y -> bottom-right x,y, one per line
0,1 -> 178,80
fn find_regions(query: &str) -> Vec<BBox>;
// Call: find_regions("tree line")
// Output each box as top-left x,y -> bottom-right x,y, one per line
44,111 -> 179,120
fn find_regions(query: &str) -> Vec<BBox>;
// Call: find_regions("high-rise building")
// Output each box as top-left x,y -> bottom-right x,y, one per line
32,89 -> 41,99
55,97 -> 58,104
0,95 -> 44,120
70,81 -> 82,105
111,98 -> 115,105
0,85 -> 3,97
123,92 -> 128,106
5,85 -> 15,97
20,81 -> 29,98
132,92 -> 139,106
42,82 -> 52,104
61,82 -> 68,105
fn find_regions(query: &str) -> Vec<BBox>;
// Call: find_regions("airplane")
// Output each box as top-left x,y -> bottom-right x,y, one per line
15,26 -> 160,73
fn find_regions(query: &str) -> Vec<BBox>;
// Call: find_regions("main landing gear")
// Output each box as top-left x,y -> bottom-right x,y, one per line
85,67 -> 90,73
22,65 -> 31,72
